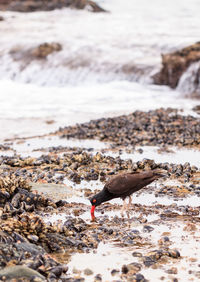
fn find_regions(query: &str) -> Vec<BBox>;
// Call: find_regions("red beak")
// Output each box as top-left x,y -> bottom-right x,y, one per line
91,205 -> 95,220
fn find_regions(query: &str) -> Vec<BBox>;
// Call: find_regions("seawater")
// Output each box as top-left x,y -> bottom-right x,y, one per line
0,0 -> 200,140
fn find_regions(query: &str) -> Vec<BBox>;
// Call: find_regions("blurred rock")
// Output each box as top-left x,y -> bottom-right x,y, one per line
31,42 -> 62,59
192,105 -> 200,114
0,0 -> 107,12
10,42 -> 62,64
153,42 -> 200,89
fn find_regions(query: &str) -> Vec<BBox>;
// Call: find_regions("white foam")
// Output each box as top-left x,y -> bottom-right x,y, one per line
0,79 -> 199,141
0,0 -> 200,140
0,0 -> 200,85
177,61 -> 200,95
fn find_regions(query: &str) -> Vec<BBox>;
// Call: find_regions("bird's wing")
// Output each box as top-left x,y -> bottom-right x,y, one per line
105,173 -> 143,195
105,171 -> 158,196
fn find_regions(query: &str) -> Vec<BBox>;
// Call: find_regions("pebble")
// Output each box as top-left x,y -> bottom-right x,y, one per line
121,265 -> 129,274
142,256 -> 156,267
27,235 -> 39,243
94,274 -> 102,281
168,249 -> 181,258
133,273 -> 147,282
126,262 -> 142,273
84,268 -> 93,276
132,252 -> 143,257
166,267 -> 178,274
111,269 -> 120,276
143,225 -> 154,233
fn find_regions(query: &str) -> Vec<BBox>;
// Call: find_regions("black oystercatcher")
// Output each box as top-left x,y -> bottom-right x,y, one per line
90,170 -> 166,220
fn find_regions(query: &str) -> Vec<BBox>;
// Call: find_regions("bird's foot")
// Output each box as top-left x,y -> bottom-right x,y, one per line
126,210 -> 130,219
91,214 -> 96,222
91,218 -> 98,223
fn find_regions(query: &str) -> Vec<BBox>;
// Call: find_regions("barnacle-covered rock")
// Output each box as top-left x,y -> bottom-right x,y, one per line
0,212 -> 96,254
0,174 -> 30,195
0,171 -> 58,219
58,108 -> 200,148
0,174 -> 31,207
0,242 -> 68,279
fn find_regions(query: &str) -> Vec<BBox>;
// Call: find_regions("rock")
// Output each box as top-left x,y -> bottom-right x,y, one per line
84,268 -> 93,275
166,267 -> 178,274
27,234 -> 39,243
31,42 -> 62,59
193,105 -> 200,114
131,229 -> 140,235
1,0 -> 107,13
132,252 -> 143,257
55,199 -> 68,207
73,208 -> 82,216
0,16 -> 4,21
168,249 -> 181,258
153,42 -> 200,89
73,267 -> 81,274
130,273 -> 147,282
14,242 -> 45,256
94,274 -> 102,281
45,233 -> 88,251
147,250 -> 163,261
71,0 -> 107,12
111,269 -> 120,276
143,225 -> 154,233
49,265 -> 68,277
126,262 -> 142,273
0,265 -> 45,280
158,236 -> 171,246
121,264 -> 129,274
142,256 -> 156,267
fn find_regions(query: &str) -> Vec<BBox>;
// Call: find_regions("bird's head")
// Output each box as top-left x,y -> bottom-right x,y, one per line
89,194 -> 103,207
89,194 -> 104,221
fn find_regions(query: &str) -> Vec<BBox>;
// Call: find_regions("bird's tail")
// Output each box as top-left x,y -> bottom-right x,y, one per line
153,169 -> 168,178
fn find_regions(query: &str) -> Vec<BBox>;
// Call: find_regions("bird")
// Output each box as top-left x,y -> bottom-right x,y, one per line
89,169 -> 166,220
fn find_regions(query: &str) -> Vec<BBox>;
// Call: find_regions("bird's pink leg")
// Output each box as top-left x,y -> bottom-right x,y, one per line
121,199 -> 127,217
126,196 -> 132,218
128,196 -> 132,209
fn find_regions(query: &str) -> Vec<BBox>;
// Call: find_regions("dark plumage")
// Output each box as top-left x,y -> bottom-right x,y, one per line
90,170 -> 166,219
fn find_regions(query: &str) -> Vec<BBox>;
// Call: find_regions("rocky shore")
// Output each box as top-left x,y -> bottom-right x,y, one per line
58,108 -> 200,148
0,168 -> 199,281
0,108 -> 200,280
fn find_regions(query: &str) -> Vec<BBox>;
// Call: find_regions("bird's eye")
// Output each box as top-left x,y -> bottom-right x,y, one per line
93,199 -> 96,203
